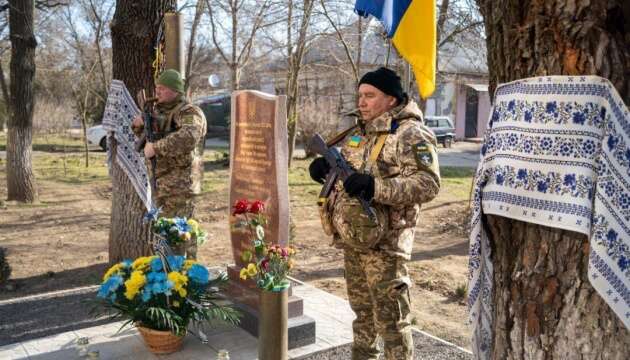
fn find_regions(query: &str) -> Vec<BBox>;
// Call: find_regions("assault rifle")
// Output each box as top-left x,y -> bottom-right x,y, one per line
309,133 -> 377,222
134,90 -> 158,191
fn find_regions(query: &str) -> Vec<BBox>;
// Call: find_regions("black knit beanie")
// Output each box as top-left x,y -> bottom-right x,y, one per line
359,67 -> 406,103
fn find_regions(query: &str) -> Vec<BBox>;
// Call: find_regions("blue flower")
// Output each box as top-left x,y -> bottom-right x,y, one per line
563,174 -> 576,188
517,169 -> 528,180
121,259 -> 132,268
150,257 -> 163,272
174,218 -> 191,233
142,289 -> 152,302
545,101 -> 557,114
606,229 -> 618,243
625,149 -> 630,163
522,140 -> 533,153
167,256 -> 185,271
572,111 -> 586,125
537,180 -> 548,193
495,173 -> 505,185
188,264 -> 209,284
604,182 -> 615,197
524,110 -> 533,122
97,275 -> 123,299
147,271 -> 166,283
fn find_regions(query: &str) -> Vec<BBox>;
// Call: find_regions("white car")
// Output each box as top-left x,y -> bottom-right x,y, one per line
86,125 -> 108,151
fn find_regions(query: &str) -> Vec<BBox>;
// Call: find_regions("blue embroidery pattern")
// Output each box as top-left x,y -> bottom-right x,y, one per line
102,80 -> 153,211
468,76 -> 630,360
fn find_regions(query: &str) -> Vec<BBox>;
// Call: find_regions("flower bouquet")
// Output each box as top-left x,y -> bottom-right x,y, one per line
231,199 -> 296,360
94,255 -> 239,354
232,199 -> 296,292
148,215 -> 206,258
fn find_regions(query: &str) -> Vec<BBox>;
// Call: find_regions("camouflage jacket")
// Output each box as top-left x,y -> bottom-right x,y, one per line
134,96 -> 207,199
323,99 -> 441,259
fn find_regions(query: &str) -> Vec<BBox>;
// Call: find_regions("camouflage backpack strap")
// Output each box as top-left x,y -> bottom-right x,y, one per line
164,101 -> 189,133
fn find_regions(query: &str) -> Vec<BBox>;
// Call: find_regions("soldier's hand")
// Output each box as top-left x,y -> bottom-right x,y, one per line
132,115 -> 143,128
144,142 -> 156,159
343,173 -> 375,201
309,157 -> 330,184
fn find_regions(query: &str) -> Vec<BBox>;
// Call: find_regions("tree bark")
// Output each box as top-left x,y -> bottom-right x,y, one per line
6,0 -> 38,203
108,0 -> 176,264
476,0 -> 630,358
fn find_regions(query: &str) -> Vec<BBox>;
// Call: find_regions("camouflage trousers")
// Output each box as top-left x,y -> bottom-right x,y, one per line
344,247 -> 413,360
156,194 -> 198,259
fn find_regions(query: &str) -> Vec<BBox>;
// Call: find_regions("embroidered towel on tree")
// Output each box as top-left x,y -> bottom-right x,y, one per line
468,76 -> 630,358
102,80 -> 153,211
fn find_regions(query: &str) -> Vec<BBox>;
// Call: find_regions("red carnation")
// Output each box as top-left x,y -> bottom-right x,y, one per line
233,199 -> 249,216
249,200 -> 265,214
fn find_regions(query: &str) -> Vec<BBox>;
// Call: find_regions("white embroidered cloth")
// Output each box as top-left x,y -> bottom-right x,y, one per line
102,80 -> 153,211
468,76 -> 630,358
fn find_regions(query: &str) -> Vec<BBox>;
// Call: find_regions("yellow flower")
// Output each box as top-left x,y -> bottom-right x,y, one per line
183,260 -> 195,270
103,263 -> 123,281
287,259 -> 294,269
124,271 -> 147,300
168,271 -> 189,298
173,300 -> 180,307
187,219 -> 199,233
239,268 -> 248,280
246,263 -> 258,277
132,256 -> 153,271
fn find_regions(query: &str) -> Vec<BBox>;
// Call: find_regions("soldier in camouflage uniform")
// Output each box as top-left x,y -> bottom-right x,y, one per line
132,69 -> 207,256
309,67 -> 441,360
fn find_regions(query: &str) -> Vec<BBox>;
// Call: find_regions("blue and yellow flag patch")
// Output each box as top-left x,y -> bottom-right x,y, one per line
347,135 -> 363,147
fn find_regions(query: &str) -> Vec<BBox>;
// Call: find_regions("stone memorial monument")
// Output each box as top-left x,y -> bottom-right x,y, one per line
227,90 -> 315,349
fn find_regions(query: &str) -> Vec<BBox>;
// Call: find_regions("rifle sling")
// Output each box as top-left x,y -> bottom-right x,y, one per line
363,133 -> 389,174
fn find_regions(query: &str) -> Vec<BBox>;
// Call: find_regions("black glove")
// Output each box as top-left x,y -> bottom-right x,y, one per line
343,173 -> 375,201
309,157 -> 330,184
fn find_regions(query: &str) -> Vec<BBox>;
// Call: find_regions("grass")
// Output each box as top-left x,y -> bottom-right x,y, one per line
0,132 -> 476,204
440,167 -> 476,201
0,132 -> 88,152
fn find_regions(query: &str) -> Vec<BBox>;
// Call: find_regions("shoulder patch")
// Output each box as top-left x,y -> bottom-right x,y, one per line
412,141 -> 439,175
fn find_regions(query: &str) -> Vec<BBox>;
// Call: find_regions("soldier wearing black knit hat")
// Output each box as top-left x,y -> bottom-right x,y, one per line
308,66 -> 441,360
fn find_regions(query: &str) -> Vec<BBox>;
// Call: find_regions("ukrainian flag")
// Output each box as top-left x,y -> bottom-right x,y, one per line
355,0 -> 436,99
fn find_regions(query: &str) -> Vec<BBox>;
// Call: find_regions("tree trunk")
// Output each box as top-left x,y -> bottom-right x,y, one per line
477,0 -> 630,358
108,0 -> 176,264
0,59 -> 9,132
6,0 -> 38,203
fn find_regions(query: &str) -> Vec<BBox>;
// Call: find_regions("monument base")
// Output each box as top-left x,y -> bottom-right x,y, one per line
225,265 -> 316,349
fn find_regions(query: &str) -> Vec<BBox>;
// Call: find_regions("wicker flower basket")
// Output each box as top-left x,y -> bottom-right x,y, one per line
136,325 -> 184,354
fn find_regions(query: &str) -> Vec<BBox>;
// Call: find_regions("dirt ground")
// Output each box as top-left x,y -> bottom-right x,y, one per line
0,145 -> 474,349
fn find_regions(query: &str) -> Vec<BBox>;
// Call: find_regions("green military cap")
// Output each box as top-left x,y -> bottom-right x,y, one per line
156,69 -> 184,94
